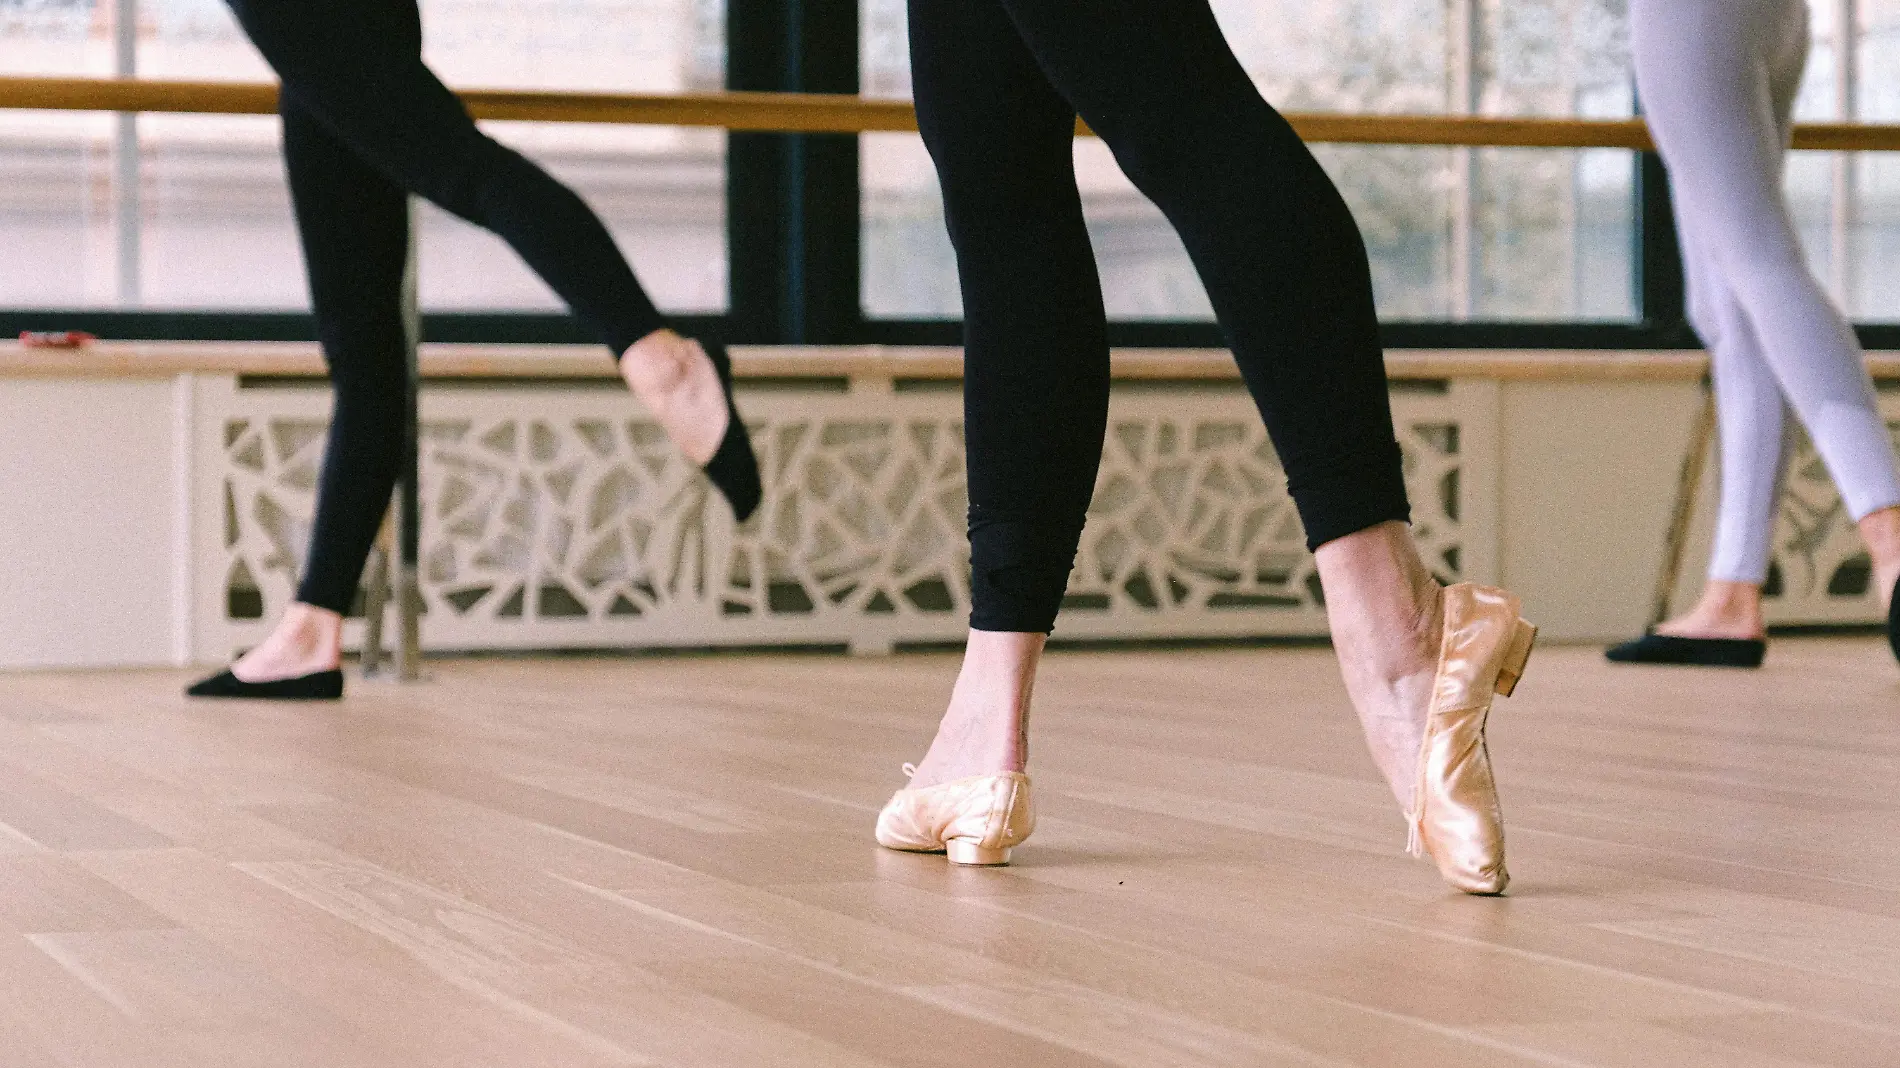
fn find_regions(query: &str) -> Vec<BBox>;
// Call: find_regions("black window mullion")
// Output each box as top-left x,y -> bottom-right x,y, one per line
726,0 -> 859,346
794,0 -> 862,346
1634,83 -> 1691,345
725,0 -> 790,344
1636,151 -> 1690,342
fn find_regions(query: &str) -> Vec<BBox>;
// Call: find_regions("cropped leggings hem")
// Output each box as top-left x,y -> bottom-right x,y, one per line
965,445 -> 1409,634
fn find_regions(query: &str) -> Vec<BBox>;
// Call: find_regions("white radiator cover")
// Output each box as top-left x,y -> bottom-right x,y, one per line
197,376 -> 1490,659
6,361 -> 1889,670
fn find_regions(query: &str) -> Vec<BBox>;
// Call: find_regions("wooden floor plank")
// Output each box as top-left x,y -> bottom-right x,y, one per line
1,637 -> 1896,1065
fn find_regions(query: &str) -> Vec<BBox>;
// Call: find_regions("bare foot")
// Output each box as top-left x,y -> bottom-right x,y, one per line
1314,521 -> 1443,815
1653,580 -> 1765,640
619,330 -> 730,466
903,630 -> 1043,789
231,602 -> 344,682
1858,505 -> 1900,611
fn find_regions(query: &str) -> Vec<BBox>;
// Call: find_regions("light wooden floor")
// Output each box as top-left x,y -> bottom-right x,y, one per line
1,638 -> 1897,1067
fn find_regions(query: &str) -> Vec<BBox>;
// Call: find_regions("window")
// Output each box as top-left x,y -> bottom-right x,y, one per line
137,0 -> 289,308
861,0 -> 1635,322
10,1 -> 1900,334
0,0 -> 726,313
414,0 -> 727,314
0,0 -> 116,308
1792,0 -> 1900,320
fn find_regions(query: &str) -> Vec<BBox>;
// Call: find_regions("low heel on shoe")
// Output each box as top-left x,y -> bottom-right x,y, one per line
1494,619 -> 1537,697
947,840 -> 1010,866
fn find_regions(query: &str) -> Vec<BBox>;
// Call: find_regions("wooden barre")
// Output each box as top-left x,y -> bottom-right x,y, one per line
20,340 -> 1900,383
0,78 -> 923,134
7,73 -> 1897,151
13,74 -> 1900,151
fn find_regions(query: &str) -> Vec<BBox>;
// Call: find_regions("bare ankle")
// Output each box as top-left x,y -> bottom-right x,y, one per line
908,630 -> 1042,787
1858,506 -> 1900,592
284,602 -> 342,643
1657,581 -> 1764,639
1696,580 -> 1762,627
1315,522 -> 1443,683
237,604 -> 343,676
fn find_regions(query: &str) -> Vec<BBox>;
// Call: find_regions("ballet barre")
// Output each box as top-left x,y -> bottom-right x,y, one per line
0,342 -> 1762,381
38,342 -> 1900,383
12,74 -> 1900,151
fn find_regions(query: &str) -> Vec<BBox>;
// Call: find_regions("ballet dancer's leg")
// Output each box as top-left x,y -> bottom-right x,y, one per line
902,0 -> 1415,789
896,0 -> 1106,791
222,0 -> 753,491
884,0 -> 1531,893
215,96 -> 413,686
227,0 -> 658,352
1650,211 -> 1791,641
196,0 -> 760,696
970,1 -> 1442,816
1634,0 -> 1900,619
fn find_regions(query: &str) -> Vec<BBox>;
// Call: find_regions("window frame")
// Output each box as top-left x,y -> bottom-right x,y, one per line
9,0 -> 1900,351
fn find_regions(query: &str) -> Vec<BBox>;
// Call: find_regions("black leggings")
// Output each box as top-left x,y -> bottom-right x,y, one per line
909,0 -> 1412,633
226,0 -> 667,614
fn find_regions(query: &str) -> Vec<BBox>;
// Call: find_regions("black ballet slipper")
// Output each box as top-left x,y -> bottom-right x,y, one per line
1604,632 -> 1765,668
1888,576 -> 1900,667
186,668 -> 344,700
700,341 -> 762,522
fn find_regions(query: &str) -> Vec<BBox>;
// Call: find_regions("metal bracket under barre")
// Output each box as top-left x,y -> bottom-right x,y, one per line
1649,377 -> 1716,628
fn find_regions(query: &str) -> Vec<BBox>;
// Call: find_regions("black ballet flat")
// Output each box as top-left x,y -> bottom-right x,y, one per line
186,668 -> 344,700
1604,632 -> 1765,668
699,341 -> 762,522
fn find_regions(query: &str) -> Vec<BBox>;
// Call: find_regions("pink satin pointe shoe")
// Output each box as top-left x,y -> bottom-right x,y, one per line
875,766 -> 1035,866
1407,583 -> 1537,896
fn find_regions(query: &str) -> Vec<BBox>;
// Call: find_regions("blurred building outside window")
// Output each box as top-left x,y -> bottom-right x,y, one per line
861,0 -> 1900,323
3,1 -> 1898,322
0,0 -> 727,313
